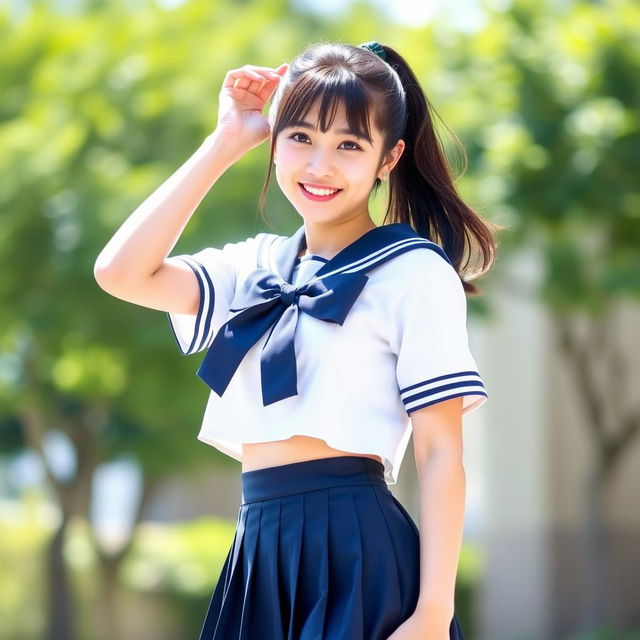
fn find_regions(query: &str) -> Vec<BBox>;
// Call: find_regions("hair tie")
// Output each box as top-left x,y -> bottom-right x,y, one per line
358,41 -> 387,61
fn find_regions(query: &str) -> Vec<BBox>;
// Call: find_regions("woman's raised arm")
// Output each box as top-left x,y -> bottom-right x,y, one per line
93,63 -> 287,315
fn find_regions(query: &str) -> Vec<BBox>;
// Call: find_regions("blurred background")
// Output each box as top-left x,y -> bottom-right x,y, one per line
1,0 -> 639,638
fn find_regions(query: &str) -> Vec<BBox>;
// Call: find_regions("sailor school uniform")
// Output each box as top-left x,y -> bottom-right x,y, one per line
167,222 -> 488,485
167,223 -> 482,639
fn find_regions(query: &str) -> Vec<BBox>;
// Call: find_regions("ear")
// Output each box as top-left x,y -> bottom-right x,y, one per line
378,139 -> 405,180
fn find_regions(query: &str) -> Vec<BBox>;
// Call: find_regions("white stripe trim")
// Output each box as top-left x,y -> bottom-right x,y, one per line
177,255 -> 215,354
400,372 -> 484,402
404,387 -> 488,413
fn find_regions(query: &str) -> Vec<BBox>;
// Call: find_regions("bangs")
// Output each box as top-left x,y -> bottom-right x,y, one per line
275,70 -> 378,145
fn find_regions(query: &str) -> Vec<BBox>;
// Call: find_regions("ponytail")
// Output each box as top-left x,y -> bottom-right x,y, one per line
381,45 -> 501,295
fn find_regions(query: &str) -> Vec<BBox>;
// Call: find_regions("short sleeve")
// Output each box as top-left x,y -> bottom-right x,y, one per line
391,252 -> 488,416
166,234 -> 260,356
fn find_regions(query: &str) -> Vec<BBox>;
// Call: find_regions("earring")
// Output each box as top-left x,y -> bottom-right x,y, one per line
382,172 -> 389,181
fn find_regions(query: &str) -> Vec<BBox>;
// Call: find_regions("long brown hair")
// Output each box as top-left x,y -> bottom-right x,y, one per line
259,41 -> 502,295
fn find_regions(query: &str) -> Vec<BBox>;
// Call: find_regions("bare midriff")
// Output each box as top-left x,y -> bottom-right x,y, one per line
242,435 -> 382,472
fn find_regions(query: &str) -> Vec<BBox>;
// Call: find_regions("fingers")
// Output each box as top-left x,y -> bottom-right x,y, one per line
222,63 -> 287,95
223,64 -> 287,92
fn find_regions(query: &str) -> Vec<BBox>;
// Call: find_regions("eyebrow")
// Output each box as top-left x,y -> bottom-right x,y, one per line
286,120 -> 373,144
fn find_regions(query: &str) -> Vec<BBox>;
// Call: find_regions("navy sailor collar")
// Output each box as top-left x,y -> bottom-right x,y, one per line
274,222 -> 452,286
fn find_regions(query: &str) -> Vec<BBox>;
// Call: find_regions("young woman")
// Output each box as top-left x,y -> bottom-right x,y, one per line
95,40 -> 498,640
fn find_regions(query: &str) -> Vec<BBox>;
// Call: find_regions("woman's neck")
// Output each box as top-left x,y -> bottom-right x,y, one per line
299,218 -> 377,261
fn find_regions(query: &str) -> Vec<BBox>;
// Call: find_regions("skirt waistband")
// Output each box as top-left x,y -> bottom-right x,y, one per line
241,455 -> 387,504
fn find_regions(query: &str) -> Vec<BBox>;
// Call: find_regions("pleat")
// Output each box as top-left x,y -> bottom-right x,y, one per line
370,487 -> 421,617
249,497 -> 285,639
389,492 -> 421,539
238,501 -> 263,640
353,485 -> 407,640
197,544 -> 231,639
198,505 -> 248,640
293,489 -> 330,639
223,508 -> 244,594
323,486 -> 364,638
278,493 -> 304,640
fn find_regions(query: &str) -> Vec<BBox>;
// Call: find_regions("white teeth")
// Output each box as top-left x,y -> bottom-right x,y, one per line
302,184 -> 339,196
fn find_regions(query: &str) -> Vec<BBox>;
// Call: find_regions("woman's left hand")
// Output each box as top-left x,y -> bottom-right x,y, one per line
385,607 -> 452,640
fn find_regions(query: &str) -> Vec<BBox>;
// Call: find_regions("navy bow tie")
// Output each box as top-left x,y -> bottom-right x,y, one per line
197,267 -> 369,406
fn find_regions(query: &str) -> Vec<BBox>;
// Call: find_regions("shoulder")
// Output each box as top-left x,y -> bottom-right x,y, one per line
373,242 -> 462,294
254,231 -> 285,269
194,231 -> 280,268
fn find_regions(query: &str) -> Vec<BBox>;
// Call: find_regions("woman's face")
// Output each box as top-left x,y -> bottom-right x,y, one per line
273,100 -> 403,225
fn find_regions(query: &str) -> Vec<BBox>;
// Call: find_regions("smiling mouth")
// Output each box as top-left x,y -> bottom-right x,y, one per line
300,182 -> 341,193
298,182 -> 342,202
298,183 -> 343,201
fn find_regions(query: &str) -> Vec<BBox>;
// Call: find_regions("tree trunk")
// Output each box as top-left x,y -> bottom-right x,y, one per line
556,310 -> 639,633
91,474 -> 162,639
18,399 -> 104,640
45,512 -> 76,640
96,556 -> 124,640
580,454 -> 609,631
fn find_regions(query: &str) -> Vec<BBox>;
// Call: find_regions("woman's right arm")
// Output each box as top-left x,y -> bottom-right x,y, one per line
93,129 -> 244,316
93,63 -> 288,316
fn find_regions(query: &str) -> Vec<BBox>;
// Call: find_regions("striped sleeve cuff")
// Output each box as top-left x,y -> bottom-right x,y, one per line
166,256 -> 217,355
400,370 -> 488,415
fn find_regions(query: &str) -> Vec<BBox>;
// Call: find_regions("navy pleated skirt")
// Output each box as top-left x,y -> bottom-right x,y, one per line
198,455 -> 466,640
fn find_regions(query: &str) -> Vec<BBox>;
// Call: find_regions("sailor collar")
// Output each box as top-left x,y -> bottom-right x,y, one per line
196,222 -> 452,406
274,221 -> 451,286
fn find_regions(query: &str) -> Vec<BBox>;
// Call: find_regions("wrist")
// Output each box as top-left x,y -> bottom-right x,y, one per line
203,129 -> 247,165
414,598 -> 455,622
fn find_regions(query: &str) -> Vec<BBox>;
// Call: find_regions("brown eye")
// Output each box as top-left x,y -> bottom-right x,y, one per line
289,133 -> 361,151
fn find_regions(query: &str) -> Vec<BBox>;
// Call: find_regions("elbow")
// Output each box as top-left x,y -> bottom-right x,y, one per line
94,269 -> 117,296
93,256 -> 111,289
93,244 -> 137,292
94,265 -> 112,292
93,252 -> 123,294
93,257 -> 109,289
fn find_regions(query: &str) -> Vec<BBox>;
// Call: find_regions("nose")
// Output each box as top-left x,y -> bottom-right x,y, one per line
306,150 -> 334,177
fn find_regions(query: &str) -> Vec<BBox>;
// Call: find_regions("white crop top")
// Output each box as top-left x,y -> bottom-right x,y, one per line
167,223 -> 488,484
